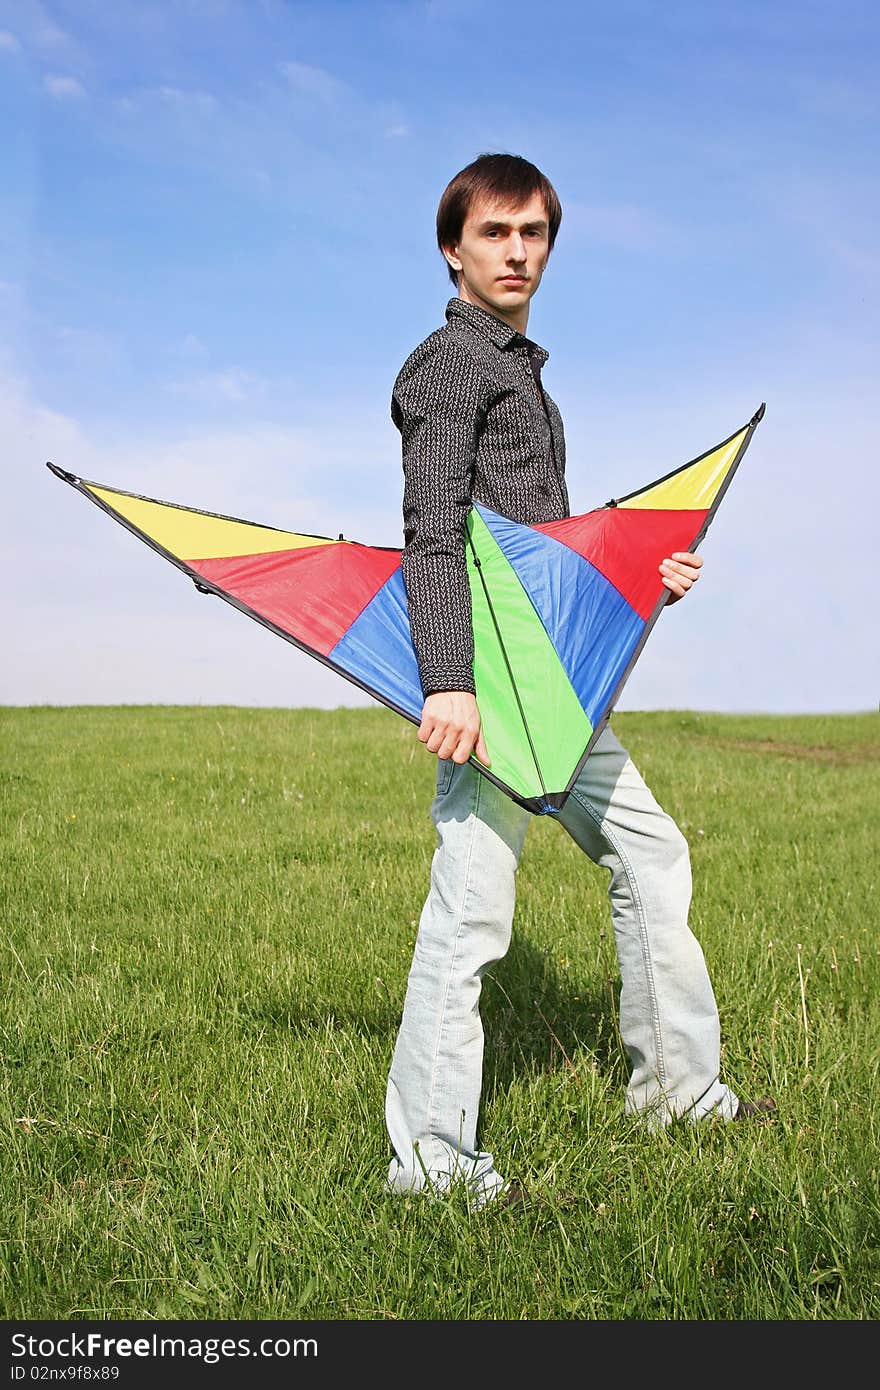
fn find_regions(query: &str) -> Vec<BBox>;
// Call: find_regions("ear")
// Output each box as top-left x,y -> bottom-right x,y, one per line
441,243 -> 462,273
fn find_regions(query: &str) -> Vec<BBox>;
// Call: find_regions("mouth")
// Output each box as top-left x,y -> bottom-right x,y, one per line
499,275 -> 527,285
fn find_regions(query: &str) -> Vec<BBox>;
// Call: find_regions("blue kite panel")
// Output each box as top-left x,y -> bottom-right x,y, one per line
475,505 -> 645,726
330,567 -> 424,720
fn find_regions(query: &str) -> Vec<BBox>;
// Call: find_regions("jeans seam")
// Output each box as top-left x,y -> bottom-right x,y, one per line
424,768 -> 485,1168
568,786 -> 668,1089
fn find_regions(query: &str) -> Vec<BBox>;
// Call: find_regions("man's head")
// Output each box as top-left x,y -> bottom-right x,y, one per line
436,153 -> 562,328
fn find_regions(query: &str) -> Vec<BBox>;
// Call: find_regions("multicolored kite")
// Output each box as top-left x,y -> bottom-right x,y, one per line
48,403 -> 764,814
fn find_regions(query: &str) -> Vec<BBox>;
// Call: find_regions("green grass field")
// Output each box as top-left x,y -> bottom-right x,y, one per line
2,705 -> 878,1320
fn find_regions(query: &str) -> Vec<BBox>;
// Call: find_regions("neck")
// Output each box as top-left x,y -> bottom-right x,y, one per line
457,282 -> 528,335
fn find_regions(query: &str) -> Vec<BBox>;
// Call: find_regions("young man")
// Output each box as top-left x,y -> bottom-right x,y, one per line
385,153 -> 773,1208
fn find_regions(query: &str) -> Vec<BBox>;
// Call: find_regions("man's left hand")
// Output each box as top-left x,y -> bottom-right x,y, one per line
660,551 -> 703,603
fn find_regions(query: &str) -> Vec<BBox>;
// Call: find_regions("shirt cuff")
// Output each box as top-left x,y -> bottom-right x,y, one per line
419,663 -> 477,697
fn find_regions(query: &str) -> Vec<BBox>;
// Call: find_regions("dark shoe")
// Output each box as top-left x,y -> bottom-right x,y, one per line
495,1181 -> 578,1211
735,1096 -> 777,1122
497,1181 -> 527,1208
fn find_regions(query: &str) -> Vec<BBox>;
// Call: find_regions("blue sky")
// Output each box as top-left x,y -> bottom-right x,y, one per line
3,0 -> 878,713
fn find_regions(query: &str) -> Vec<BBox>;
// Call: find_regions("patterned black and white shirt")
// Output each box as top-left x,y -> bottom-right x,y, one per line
392,296 -> 570,697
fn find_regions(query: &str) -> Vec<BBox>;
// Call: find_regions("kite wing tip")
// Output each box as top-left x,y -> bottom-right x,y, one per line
46,460 -> 80,484
751,402 -> 766,426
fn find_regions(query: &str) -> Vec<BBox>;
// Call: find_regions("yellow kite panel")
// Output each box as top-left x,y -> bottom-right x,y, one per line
619,429 -> 748,512
87,486 -> 337,560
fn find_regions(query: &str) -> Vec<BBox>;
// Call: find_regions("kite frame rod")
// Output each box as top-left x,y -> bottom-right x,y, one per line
44,464 -> 401,551
45,463 -> 557,814
46,401 -> 765,817
608,402 -> 765,507
557,403 -> 766,805
44,461 -> 423,725
466,526 -> 551,808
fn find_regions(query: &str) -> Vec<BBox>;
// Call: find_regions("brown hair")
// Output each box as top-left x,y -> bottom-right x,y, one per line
436,152 -> 562,286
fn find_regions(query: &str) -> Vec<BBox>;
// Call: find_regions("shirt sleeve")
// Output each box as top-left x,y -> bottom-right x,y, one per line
392,336 -> 488,697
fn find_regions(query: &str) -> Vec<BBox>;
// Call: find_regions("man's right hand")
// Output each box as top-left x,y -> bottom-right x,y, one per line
418,691 -> 490,766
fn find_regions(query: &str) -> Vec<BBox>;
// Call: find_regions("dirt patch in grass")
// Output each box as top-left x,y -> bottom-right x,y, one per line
700,738 -> 880,765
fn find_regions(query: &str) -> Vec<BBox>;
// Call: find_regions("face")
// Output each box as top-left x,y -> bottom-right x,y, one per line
443,191 -> 551,329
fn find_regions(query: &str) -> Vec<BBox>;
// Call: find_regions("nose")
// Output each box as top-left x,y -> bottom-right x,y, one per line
507,232 -> 526,263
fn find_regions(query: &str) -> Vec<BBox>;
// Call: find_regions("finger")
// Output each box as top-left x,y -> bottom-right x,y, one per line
438,733 -> 465,761
671,552 -> 702,568
474,728 -> 491,767
424,723 -> 449,755
437,721 -> 476,761
661,575 -> 687,597
450,726 -> 480,764
660,557 -> 700,577
660,561 -> 698,586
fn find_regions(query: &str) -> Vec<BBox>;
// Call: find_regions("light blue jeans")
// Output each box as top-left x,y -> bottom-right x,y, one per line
385,724 -> 739,1205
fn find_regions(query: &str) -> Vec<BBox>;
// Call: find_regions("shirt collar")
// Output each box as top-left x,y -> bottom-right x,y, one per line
445,297 -> 549,366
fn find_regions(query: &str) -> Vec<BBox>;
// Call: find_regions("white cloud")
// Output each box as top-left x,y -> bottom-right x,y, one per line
102,62 -> 396,198
1,370 -> 393,707
6,358 -> 874,714
43,73 -> 86,100
53,324 -> 122,371
16,0 -> 84,61
114,85 -> 218,122
167,368 -> 267,405
35,20 -> 72,49
175,333 -> 209,358
279,60 -> 348,103
156,84 -> 217,114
